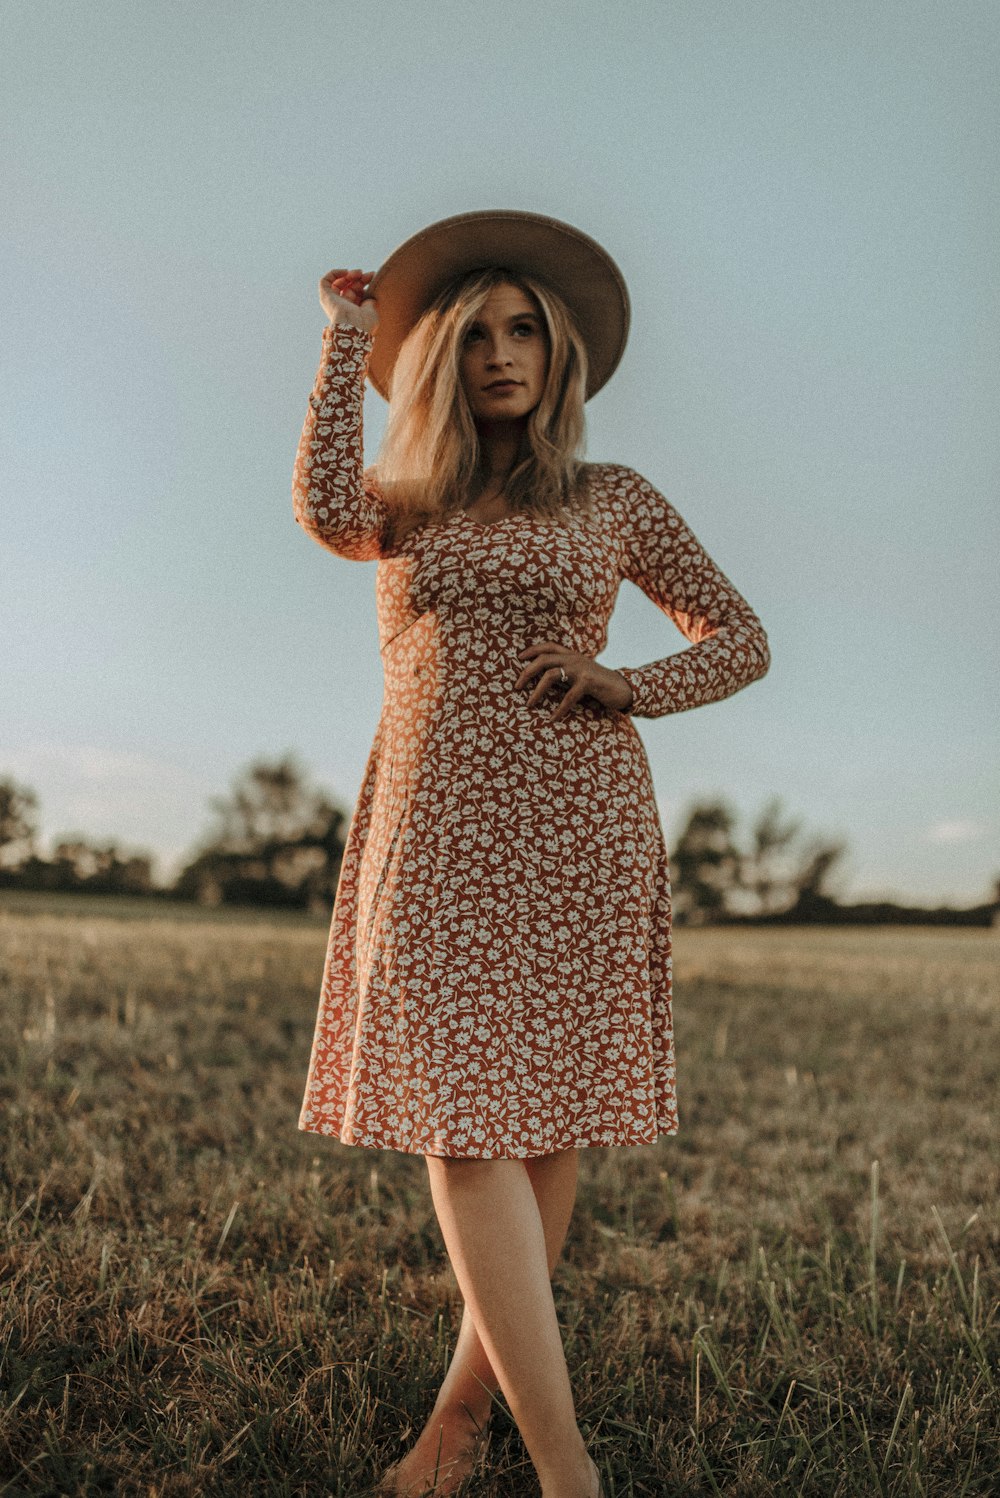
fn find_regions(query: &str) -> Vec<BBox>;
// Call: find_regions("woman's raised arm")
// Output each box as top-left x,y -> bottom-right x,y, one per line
291,268 -> 390,561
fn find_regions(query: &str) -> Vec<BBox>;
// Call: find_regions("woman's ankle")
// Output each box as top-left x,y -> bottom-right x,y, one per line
537,1445 -> 596,1497
426,1396 -> 492,1437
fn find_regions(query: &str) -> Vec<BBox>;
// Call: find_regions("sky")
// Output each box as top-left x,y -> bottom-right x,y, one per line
2,0 -> 997,906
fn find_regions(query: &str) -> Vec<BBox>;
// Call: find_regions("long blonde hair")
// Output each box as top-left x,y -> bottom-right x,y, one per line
372,266 -> 596,544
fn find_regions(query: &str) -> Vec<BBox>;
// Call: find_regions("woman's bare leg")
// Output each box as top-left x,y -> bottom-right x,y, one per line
422,1153 -> 593,1497
427,1149 -> 580,1425
382,1150 -> 584,1494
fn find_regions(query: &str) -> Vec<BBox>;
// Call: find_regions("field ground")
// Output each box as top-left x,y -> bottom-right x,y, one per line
1,896 -> 997,1496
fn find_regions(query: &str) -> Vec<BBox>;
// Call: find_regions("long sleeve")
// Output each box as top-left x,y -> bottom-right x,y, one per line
292,320 -> 392,561
611,465 -> 770,718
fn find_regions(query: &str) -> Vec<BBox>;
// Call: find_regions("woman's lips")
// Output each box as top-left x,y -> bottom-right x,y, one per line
485,381 -> 520,393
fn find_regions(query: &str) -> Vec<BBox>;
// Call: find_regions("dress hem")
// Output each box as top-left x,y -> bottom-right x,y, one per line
297,1119 -> 679,1158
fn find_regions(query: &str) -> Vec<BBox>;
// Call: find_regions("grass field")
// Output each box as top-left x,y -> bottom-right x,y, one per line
1,896 -> 997,1496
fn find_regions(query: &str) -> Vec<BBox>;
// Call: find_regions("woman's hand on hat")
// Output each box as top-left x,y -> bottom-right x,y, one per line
319,268 -> 379,333
515,642 -> 634,720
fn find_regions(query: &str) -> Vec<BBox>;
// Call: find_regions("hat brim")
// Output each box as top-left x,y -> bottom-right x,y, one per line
364,209 -> 630,402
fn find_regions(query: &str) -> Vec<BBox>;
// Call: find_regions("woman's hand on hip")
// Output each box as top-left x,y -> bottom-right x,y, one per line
515,641 -> 634,720
319,268 -> 379,333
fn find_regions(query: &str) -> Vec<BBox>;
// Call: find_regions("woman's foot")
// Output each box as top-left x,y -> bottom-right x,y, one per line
376,1406 -> 491,1497
580,1454 -> 604,1498
540,1453 -> 603,1498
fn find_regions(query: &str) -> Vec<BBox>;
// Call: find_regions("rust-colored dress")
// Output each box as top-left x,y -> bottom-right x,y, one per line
294,320 -> 770,1159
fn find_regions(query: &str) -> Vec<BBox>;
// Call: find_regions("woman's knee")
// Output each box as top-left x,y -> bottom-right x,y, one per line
424,1154 -> 528,1184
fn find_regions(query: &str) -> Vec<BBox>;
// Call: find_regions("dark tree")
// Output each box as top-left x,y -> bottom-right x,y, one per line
50,839 -> 155,894
5,837 -> 155,895
174,752 -> 348,911
669,794 -> 850,924
741,795 -> 803,917
204,753 -> 333,849
671,799 -> 741,925
0,776 -> 39,870
785,836 -> 849,919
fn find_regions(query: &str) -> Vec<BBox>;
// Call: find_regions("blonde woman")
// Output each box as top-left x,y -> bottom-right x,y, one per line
293,212 -> 770,1498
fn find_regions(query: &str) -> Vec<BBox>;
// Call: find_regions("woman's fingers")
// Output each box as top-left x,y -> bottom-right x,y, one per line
550,679 -> 587,721
319,266 -> 378,328
514,644 -> 624,717
515,645 -> 572,684
321,268 -> 376,308
520,664 -> 572,710
318,267 -> 380,331
528,668 -> 588,719
324,269 -> 372,286
517,640 -> 567,660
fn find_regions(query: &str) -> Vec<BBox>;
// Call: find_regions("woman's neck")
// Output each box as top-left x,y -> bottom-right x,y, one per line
476,419 -> 526,483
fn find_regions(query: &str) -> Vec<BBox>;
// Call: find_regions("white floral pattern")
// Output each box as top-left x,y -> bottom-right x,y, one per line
294,321 -> 770,1158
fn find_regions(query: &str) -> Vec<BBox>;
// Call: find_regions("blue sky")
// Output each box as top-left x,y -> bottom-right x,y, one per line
2,0 -> 997,904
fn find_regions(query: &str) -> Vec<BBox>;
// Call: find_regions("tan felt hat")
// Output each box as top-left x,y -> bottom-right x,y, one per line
365,209 -> 631,402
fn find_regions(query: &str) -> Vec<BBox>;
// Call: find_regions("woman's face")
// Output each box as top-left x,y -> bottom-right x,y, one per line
458,281 -> 550,424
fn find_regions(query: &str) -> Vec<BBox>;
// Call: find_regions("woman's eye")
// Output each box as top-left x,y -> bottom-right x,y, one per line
514,323 -> 535,336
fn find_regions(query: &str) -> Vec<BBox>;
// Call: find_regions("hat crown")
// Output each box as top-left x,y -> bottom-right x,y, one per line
365,209 -> 631,402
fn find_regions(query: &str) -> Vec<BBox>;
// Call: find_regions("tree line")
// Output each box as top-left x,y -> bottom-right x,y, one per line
0,760 -> 996,925
0,757 -> 345,916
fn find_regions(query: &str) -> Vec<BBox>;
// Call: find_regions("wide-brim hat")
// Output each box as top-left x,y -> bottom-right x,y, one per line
365,209 -> 630,402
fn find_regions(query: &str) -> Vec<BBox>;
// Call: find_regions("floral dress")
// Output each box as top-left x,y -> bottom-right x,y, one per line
293,320 -> 770,1158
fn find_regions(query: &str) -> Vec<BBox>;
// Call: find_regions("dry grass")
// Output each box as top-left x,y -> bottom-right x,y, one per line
1,898 -> 997,1496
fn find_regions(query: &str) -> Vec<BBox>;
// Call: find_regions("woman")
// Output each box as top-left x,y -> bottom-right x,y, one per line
292,211 -> 770,1498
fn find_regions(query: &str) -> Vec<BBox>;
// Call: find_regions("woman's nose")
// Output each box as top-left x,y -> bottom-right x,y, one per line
485,340 -> 513,366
